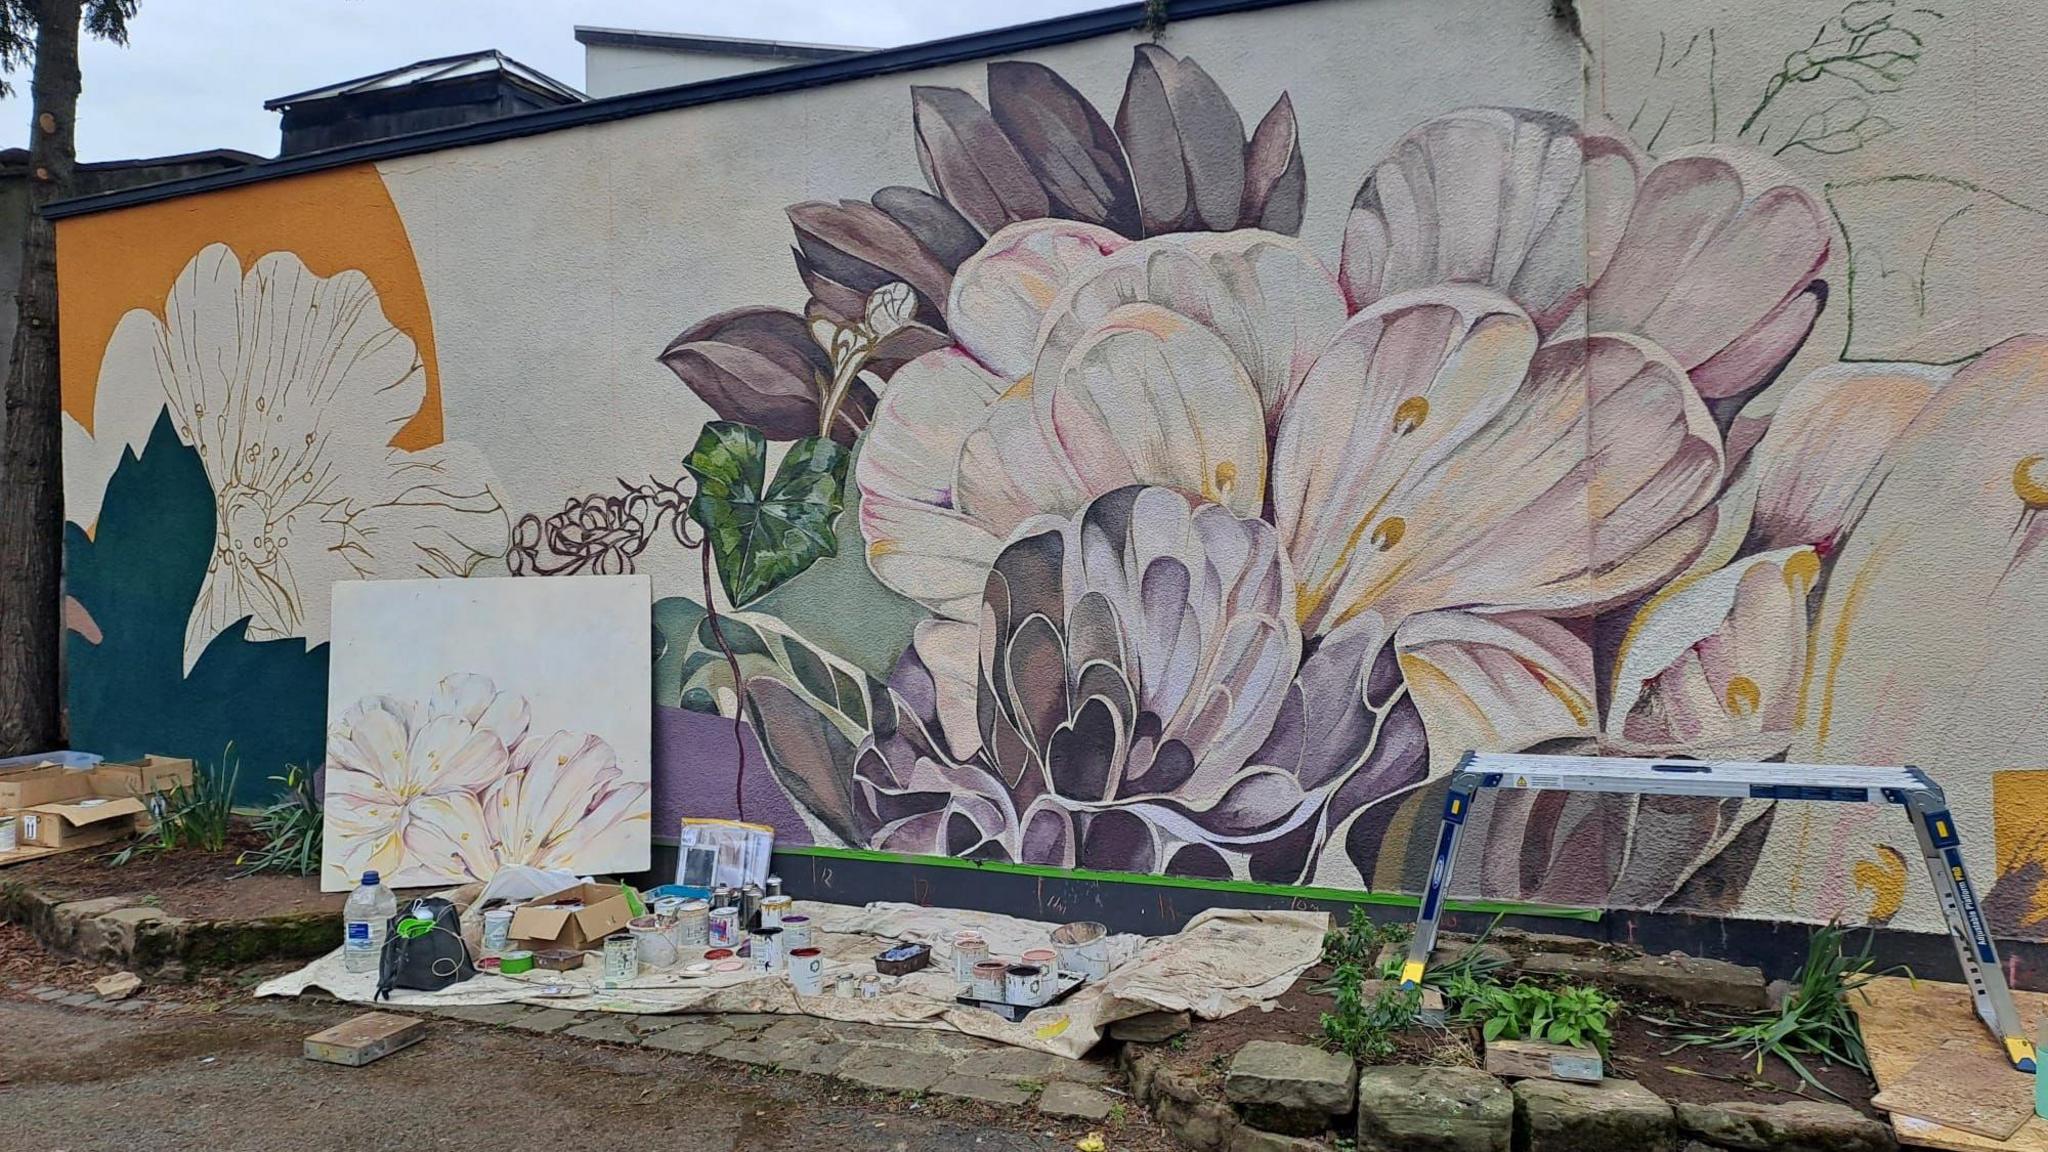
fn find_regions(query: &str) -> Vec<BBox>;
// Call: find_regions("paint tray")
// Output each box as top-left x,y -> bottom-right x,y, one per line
956,971 -> 1087,1023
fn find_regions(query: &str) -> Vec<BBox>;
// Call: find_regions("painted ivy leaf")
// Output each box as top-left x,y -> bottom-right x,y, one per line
683,421 -> 849,607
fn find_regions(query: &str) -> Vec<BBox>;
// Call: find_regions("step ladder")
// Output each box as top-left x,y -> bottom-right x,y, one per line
1397,751 -> 2036,1072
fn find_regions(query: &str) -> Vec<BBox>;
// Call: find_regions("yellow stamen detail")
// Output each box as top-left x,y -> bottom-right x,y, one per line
1724,675 -> 1762,718
1393,396 -> 1430,435
2015,455 -> 2048,509
1369,516 -> 1405,552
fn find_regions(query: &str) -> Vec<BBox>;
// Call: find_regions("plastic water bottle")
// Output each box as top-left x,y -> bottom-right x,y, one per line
342,870 -> 396,974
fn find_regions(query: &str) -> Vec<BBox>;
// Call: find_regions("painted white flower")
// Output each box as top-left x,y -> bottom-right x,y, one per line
323,672 -> 649,887
64,244 -> 508,671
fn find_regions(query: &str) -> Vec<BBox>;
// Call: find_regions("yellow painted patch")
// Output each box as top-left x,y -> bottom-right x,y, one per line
1992,773 -> 2048,930
1851,844 -> 1907,922
1034,1015 -> 1071,1040
56,163 -> 443,449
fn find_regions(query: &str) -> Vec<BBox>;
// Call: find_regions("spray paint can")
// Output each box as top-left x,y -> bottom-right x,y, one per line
765,875 -> 783,898
740,883 -> 764,931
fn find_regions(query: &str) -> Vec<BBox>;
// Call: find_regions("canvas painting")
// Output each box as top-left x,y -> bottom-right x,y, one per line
321,575 -> 653,891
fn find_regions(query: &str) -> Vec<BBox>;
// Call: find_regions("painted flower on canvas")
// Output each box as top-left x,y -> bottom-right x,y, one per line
663,45 -> 2048,922
324,673 -> 648,887
65,244 -> 510,673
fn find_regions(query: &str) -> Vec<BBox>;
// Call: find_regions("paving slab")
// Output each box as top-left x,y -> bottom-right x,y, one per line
834,1047 -> 956,1093
932,1074 -> 1033,1106
954,1046 -> 1072,1082
504,1008 -> 583,1035
428,1003 -> 536,1026
775,1040 -> 855,1076
639,1021 -> 734,1055
563,1016 -> 648,1046
708,1035 -> 805,1069
1039,1081 -> 1115,1120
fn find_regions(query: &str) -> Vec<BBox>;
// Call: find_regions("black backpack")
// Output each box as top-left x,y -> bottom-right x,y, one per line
375,896 -> 476,999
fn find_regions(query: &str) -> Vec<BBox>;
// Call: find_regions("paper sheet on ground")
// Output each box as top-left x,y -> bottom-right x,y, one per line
257,899 -> 1325,1058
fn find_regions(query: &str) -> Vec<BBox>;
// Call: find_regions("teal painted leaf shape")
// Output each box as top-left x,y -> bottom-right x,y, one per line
683,421 -> 849,607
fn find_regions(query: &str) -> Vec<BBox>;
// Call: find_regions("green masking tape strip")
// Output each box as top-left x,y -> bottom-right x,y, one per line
769,844 -> 1601,922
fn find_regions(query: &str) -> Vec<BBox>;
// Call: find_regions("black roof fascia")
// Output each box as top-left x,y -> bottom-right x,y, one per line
572,27 -> 863,62
48,0 -> 1312,220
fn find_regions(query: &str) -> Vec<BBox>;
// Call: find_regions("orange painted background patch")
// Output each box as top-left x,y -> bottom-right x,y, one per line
55,163 -> 441,449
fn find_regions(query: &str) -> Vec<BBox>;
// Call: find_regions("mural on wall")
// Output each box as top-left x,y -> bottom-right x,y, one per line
652,48 -> 1850,902
322,575 -> 652,890
53,2 -> 2048,937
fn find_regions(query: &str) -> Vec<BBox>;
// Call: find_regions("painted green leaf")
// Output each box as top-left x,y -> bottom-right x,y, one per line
682,421 -> 849,607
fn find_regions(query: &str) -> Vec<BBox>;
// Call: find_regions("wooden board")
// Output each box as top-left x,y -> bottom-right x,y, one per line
304,1012 -> 426,1067
1874,1042 -> 2036,1140
1858,976 -> 2048,1150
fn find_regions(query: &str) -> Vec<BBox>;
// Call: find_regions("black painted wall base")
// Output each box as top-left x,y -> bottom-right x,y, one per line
640,843 -> 2048,991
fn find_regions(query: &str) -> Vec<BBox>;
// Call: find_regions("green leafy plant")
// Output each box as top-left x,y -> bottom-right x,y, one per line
1667,922 -> 1903,1098
1322,907 -> 1411,972
235,764 -> 322,876
108,749 -> 239,865
1449,974 -> 1618,1056
1375,914 -> 1512,988
682,421 -> 850,607
1320,962 -> 1422,1062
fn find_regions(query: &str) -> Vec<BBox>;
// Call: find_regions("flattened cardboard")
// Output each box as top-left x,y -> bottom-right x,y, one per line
0,755 -> 193,813
508,882 -> 637,952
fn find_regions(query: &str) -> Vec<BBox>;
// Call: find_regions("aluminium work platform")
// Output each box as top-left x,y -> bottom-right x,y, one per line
1398,751 -> 2036,1072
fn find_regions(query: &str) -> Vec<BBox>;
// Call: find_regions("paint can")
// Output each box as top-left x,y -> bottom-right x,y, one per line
630,915 -> 678,970
952,932 -> 989,982
675,900 -> 710,947
0,815 -> 15,854
858,973 -> 882,1000
1021,947 -> 1059,977
498,950 -> 535,975
970,960 -> 1008,1002
760,894 -> 793,930
709,906 -> 741,948
752,926 -> 785,972
834,972 -> 857,999
602,933 -> 638,986
480,907 -> 514,954
1050,920 -> 1111,980
1005,963 -> 1049,1007
788,947 -> 825,995
780,914 -> 811,950
652,896 -> 682,945
740,883 -> 763,930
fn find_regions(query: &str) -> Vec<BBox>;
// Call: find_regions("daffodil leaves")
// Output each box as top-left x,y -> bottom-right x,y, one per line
683,421 -> 849,607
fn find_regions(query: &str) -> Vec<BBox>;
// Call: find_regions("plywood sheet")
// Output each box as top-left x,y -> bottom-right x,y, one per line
1859,976 -> 2048,1150
1874,1042 -> 2035,1140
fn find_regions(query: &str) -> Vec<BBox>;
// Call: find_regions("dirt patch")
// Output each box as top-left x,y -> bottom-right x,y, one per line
1610,996 -> 1880,1117
2,818 -> 348,921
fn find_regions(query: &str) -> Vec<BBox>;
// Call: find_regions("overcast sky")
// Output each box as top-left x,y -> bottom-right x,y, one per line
0,0 -> 1105,160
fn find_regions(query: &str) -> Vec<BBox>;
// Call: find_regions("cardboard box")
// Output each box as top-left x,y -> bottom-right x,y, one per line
508,882 -> 639,952
18,795 -> 146,850
0,755 -> 193,813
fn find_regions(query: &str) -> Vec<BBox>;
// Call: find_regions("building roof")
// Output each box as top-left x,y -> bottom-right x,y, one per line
50,0 -> 1305,220
573,27 -> 867,63
264,49 -> 585,111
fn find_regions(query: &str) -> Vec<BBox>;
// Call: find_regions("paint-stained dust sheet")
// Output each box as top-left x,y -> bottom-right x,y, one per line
257,900 -> 1326,1058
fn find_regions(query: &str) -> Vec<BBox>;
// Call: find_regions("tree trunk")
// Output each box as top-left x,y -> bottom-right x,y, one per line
0,0 -> 83,755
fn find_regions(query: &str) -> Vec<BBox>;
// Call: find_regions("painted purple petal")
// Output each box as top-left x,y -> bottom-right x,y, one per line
1115,45 -> 1247,234
657,307 -> 833,443
912,85 -> 1050,236
871,185 -> 985,270
787,199 -> 953,323
987,60 -> 1141,237
1078,808 -> 1157,872
1046,693 -> 1123,803
1240,93 -> 1305,234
